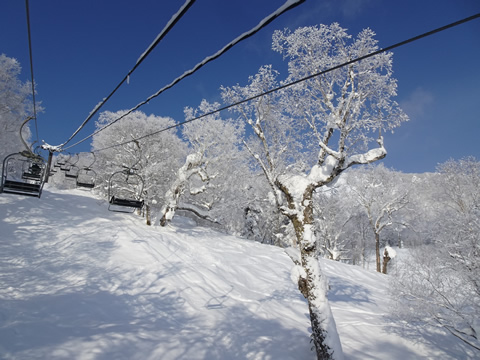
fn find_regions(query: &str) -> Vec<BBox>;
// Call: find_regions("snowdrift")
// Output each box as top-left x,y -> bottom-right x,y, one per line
0,186 -> 472,359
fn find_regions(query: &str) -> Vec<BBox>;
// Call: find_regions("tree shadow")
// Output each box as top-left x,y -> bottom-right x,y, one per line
0,189 -> 314,359
326,273 -> 374,304
382,316 -> 477,359
0,277 -> 193,359
0,260 -> 313,360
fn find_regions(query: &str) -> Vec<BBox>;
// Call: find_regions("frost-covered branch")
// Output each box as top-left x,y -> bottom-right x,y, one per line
158,152 -> 210,226
344,136 -> 386,169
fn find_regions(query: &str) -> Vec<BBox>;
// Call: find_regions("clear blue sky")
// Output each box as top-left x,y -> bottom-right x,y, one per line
1,0 -> 479,173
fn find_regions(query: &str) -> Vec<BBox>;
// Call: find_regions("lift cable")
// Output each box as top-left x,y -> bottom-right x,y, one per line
82,12 -> 480,154
61,0 -> 306,151
58,0 -> 197,149
25,0 -> 40,145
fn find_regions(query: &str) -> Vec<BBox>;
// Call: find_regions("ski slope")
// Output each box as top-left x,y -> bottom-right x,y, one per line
0,186 -> 473,359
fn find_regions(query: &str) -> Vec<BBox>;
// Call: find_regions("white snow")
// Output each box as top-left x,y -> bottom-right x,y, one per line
308,155 -> 338,184
40,142 -> 63,152
0,186 -> 473,359
345,138 -> 386,167
384,245 -> 397,259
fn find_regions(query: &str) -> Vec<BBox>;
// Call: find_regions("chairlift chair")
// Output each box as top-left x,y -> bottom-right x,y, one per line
22,159 -> 43,181
54,152 -> 67,167
64,165 -> 79,179
61,154 -> 80,178
107,168 -> 144,212
76,152 -> 97,189
1,117 -> 46,198
1,152 -> 46,197
76,168 -> 96,189
54,153 -> 69,168
59,153 -> 73,172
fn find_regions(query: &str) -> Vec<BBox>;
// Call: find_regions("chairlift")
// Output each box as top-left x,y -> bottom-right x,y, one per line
65,165 -> 79,179
59,153 -> 73,172
1,151 -> 45,198
53,153 -> 66,168
76,168 -> 96,189
54,155 -> 65,167
1,118 -> 46,198
108,167 -> 144,212
62,154 -> 80,179
22,159 -> 43,181
76,152 -> 97,189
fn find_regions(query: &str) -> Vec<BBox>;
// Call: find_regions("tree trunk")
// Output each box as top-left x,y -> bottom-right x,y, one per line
375,232 -> 381,273
146,204 -> 151,226
159,186 -> 182,226
290,194 -> 343,360
382,247 -> 391,274
301,248 -> 342,359
159,204 -> 175,227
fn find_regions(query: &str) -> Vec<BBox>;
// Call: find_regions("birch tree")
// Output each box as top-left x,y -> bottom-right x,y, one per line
222,23 -> 408,359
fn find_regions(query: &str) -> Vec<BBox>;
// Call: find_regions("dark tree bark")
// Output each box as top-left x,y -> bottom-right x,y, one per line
382,247 -> 391,274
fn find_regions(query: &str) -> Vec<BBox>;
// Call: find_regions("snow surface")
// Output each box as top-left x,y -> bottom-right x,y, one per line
384,245 -> 397,259
0,186 -> 473,359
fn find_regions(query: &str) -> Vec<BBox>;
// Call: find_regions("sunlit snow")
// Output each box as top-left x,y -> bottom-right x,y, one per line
0,186 -> 472,359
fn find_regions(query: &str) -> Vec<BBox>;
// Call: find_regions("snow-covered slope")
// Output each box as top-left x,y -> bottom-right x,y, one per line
0,186 -> 473,359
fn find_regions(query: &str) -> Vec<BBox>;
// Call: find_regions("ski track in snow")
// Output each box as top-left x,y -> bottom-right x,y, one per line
0,186 -> 475,359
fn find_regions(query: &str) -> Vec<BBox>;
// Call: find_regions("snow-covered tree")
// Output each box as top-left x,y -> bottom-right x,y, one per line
158,100 -> 246,227
92,110 -> 186,223
158,151 -> 211,226
242,174 -> 294,246
346,164 -> 410,273
391,157 -> 480,352
222,23 -> 408,359
0,54 -> 35,159
346,212 -> 372,267
314,183 -> 355,261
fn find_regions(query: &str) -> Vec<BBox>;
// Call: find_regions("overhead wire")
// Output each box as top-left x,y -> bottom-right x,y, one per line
86,12 -> 480,154
61,0 -> 307,151
58,0 -> 197,149
24,0 -> 40,145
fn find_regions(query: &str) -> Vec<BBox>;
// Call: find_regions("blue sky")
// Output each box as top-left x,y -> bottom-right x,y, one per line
1,0 -> 479,173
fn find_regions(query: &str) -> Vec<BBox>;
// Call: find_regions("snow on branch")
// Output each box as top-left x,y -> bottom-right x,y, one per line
177,205 -> 221,225
344,136 -> 386,169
